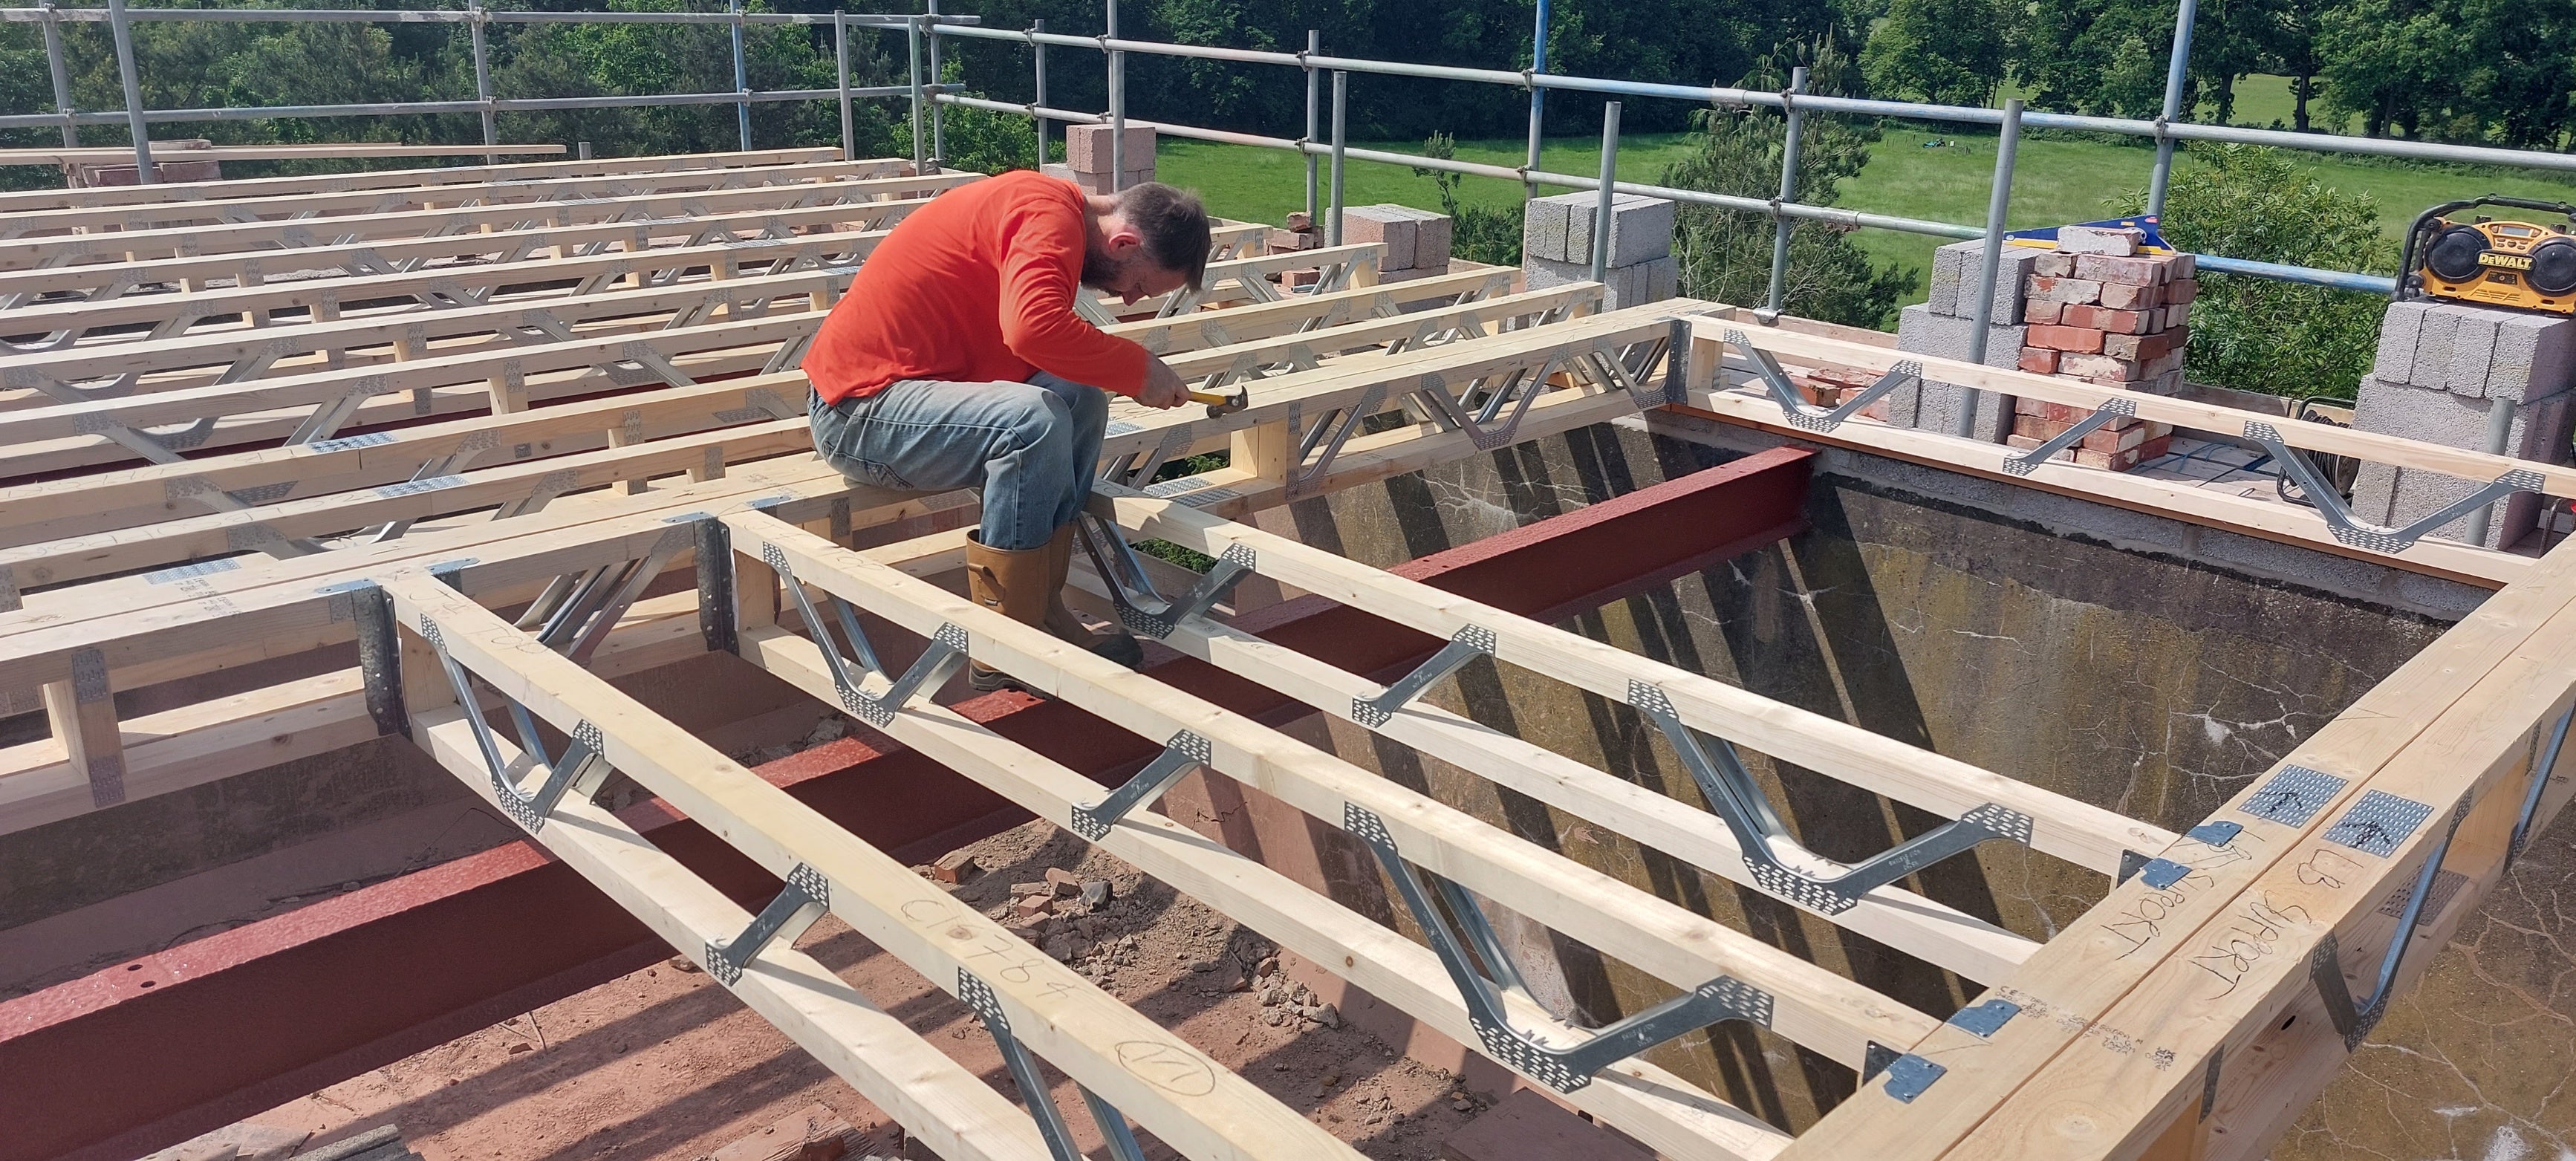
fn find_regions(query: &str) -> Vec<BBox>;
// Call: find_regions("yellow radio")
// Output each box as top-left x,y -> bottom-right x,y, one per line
2398,195 -> 2576,316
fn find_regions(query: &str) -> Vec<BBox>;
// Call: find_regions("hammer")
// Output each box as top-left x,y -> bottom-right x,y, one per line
1188,386 -> 1248,419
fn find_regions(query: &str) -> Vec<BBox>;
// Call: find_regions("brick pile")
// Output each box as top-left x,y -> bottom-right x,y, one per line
2004,227 -> 2199,470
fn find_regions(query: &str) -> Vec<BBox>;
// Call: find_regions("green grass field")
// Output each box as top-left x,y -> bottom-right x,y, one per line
1154,74 -> 2576,307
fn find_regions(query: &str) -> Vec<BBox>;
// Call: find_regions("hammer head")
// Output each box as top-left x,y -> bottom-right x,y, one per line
1191,386 -> 1248,419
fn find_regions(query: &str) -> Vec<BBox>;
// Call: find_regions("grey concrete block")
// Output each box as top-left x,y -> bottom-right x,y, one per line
2444,308 -> 2502,396
2409,305 -> 2459,390
1526,255 -> 1675,310
1529,190 -> 1675,267
1893,302 -> 2023,440
1521,196 -> 1574,264
2372,299 -> 2432,386
2487,313 -> 2576,402
1927,240 -> 2037,323
2349,381 -> 2575,547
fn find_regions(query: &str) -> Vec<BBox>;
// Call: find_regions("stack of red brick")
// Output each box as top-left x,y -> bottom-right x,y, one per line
1784,365 -> 1895,420
2009,230 -> 2199,469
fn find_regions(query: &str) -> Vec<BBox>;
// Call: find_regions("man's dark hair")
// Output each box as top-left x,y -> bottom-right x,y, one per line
1117,182 -> 1211,291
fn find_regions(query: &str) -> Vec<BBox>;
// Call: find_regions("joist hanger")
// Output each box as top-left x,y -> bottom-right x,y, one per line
959,971 -> 1151,1161
1628,679 -> 2036,916
1345,801 -> 1776,1094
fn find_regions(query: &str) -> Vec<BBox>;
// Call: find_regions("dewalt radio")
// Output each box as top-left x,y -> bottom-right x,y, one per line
2396,195 -> 2576,315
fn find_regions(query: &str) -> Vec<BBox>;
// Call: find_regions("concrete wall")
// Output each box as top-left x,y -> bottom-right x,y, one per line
1162,413 -> 2571,1151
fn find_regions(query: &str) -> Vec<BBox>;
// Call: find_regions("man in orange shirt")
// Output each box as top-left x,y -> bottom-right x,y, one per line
802,171 -> 1210,690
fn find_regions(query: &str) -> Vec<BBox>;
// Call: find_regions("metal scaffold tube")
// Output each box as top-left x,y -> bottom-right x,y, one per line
104,0 -> 154,183
1303,29 -> 1320,221
727,0 -> 749,150
39,4 -> 77,149
1032,19 -> 1050,169
834,11 -> 854,162
928,0 -> 945,167
468,0 -> 496,148
2148,0 -> 2199,216
1105,0 -> 1124,189
1327,71 -> 1347,247
1766,67 -> 1809,317
1589,101 -> 1621,284
1955,97 -> 2026,440
1523,0 -> 1548,201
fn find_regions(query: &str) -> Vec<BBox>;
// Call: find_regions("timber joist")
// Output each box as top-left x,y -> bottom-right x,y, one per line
0,181 -> 971,313
0,158 -> 910,242
13,158 -> 2576,1161
0,146 -> 848,218
1683,317 -> 2569,586
0,167 -> 969,276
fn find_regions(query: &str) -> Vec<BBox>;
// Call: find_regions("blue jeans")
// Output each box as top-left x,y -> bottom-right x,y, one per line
809,371 -> 1108,551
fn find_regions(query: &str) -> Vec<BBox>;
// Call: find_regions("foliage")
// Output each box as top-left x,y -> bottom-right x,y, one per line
1412,132 -> 1522,266
2109,143 -> 2394,397
2014,0 -> 2192,118
927,60 -> 1064,176
1659,107 -> 1911,328
1861,0 -> 2008,107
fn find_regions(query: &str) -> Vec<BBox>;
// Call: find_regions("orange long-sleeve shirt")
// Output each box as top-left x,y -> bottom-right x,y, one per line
801,171 -> 1150,404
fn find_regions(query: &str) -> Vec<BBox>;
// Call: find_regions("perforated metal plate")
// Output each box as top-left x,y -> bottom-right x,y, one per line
2244,765 -> 2348,828
2322,790 -> 2436,858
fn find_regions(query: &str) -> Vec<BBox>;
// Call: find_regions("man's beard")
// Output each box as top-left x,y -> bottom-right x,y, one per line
1079,246 -> 1123,290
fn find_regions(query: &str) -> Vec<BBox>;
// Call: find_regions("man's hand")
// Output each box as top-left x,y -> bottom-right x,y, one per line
1136,357 -> 1191,409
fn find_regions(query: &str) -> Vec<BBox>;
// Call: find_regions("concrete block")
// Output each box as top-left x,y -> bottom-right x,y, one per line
2488,313 -> 2576,402
1520,195 -> 1574,264
2372,299 -> 2433,385
2444,308 -> 2502,396
2408,305 -> 2461,390
2349,380 -> 2575,547
1414,212 -> 1454,270
1928,240 -> 2036,322
1528,190 -> 1674,267
1344,205 -> 1421,270
1893,302 -> 2023,439
1065,122 -> 1157,172
1528,256 -> 1674,310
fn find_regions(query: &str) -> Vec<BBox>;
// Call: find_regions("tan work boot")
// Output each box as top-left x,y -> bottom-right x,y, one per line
964,533 -> 1053,693
1043,523 -> 1145,669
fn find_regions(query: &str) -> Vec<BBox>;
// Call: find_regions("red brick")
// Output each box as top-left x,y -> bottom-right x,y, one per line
2029,324 -> 2104,354
2167,277 -> 2199,304
2074,253 -> 2167,285
2169,253 -> 2196,278
2100,280 -> 2164,310
2164,302 -> 2192,328
2058,352 -> 2142,380
2018,347 -> 2061,374
2023,299 -> 2064,325
2027,276 -> 2104,305
2102,330 -> 2182,362
2032,252 -> 2077,278
2144,348 -> 2187,377
2064,305 -> 2150,334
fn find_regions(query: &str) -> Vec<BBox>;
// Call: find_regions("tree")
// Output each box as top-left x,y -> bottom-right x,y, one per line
2014,0 -> 2190,118
1659,107 -> 1911,328
2110,143 -> 2392,397
1860,0 -> 2006,107
1413,132 -> 1521,265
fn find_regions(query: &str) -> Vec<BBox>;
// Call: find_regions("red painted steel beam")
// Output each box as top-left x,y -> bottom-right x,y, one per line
1,447 -> 1812,1161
